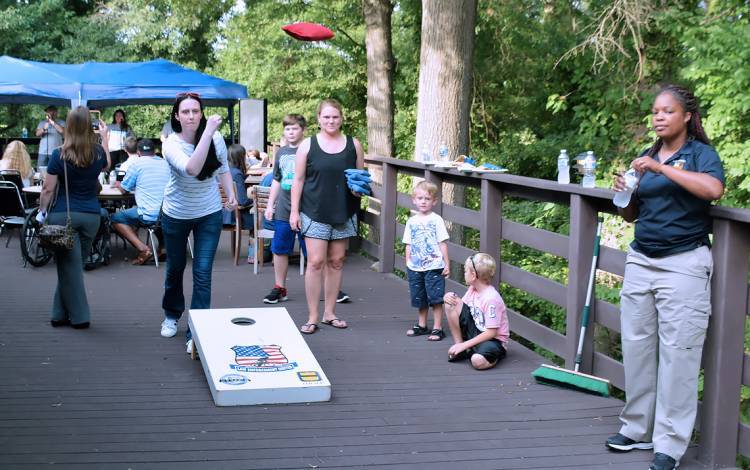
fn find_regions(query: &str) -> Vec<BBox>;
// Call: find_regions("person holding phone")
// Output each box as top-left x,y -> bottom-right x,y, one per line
35,105 -> 65,167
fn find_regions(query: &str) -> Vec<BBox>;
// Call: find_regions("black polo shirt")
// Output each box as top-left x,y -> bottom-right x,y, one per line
632,139 -> 725,258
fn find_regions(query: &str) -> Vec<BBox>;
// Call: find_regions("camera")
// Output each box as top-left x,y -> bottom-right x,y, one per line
90,110 -> 101,130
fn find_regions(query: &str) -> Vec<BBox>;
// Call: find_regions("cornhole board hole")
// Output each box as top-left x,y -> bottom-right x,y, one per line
188,307 -> 331,406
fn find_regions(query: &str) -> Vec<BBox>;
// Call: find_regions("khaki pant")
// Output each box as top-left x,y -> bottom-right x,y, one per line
618,245 -> 712,461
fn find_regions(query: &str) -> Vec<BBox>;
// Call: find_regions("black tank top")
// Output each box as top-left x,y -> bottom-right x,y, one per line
301,135 -> 358,225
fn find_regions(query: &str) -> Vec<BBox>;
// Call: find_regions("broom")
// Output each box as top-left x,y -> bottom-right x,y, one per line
531,217 -> 611,397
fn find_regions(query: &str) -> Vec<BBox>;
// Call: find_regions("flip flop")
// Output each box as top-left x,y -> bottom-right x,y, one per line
321,318 -> 348,329
300,323 -> 319,334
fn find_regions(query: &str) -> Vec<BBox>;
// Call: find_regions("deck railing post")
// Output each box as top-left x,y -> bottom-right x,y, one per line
698,218 -> 750,468
480,178 -> 503,287
377,161 -> 397,273
424,170 -> 443,215
564,195 -> 598,371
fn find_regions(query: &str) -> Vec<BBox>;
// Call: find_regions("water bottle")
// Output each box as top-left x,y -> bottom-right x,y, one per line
613,168 -> 641,208
581,150 -> 596,188
109,170 -> 117,185
557,149 -> 570,184
438,143 -> 449,162
21,127 -> 28,138
421,145 -> 432,163
98,172 -> 106,185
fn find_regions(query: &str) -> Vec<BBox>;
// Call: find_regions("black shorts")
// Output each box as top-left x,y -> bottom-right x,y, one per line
453,304 -> 507,364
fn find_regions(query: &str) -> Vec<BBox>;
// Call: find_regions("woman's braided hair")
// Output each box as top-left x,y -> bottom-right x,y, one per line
646,84 -> 711,158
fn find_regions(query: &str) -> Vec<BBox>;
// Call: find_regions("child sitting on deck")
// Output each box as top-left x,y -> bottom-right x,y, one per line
403,181 -> 450,341
444,253 -> 509,370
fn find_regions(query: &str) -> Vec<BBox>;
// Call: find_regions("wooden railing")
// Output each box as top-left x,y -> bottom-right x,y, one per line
359,155 -> 750,469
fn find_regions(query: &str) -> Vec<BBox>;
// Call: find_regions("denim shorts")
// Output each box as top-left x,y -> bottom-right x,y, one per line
111,207 -> 152,226
407,268 -> 445,308
271,220 -> 307,257
300,212 -> 357,241
456,304 -> 506,363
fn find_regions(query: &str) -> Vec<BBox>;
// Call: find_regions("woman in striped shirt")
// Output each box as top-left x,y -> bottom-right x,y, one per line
158,92 -> 237,353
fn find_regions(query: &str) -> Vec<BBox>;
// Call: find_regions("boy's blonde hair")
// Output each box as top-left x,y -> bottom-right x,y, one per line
413,180 -> 438,198
466,253 -> 496,282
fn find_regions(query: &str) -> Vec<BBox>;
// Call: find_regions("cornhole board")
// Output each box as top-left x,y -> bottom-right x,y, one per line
188,307 -> 331,406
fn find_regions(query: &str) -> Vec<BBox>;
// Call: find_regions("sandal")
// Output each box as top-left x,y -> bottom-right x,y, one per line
300,323 -> 319,335
321,318 -> 348,329
132,247 -> 153,266
427,328 -> 445,341
407,325 -> 429,337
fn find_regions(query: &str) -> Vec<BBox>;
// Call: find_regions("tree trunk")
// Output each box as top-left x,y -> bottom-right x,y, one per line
363,0 -> 395,160
415,0 -> 477,251
415,0 -> 476,162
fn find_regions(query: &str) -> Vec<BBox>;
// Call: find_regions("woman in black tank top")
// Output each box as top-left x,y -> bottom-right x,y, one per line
290,99 -> 365,334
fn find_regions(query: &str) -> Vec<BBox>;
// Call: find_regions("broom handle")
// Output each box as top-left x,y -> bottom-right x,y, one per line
574,217 -> 603,373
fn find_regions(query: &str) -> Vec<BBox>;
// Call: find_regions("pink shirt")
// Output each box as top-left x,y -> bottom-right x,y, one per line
462,285 -> 509,346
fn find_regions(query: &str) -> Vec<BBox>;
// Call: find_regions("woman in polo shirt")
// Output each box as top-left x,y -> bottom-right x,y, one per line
159,93 -> 237,353
607,84 -> 725,470
289,99 -> 364,334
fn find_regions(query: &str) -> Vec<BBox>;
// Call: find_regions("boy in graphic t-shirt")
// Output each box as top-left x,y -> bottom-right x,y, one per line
444,252 -> 510,370
262,114 -> 309,304
402,181 -> 450,342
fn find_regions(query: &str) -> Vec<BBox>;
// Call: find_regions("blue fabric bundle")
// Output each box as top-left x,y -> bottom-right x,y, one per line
344,168 -> 372,196
463,156 -> 477,165
482,163 -> 501,170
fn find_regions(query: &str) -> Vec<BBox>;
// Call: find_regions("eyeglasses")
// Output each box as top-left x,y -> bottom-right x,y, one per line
469,255 -> 477,275
176,92 -> 201,99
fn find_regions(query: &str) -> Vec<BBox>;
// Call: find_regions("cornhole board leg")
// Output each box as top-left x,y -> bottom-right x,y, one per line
188,307 -> 331,406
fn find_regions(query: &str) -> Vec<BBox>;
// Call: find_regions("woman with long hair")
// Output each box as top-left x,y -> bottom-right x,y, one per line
0,140 -> 34,186
158,93 -> 237,352
38,107 -> 111,329
289,99 -> 364,334
108,108 -> 135,166
222,143 -> 253,229
606,84 -> 725,470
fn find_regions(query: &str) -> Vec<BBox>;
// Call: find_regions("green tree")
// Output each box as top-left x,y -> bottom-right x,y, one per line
215,0 -> 367,145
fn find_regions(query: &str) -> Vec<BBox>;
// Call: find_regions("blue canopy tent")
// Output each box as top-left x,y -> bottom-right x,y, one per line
0,56 -> 248,138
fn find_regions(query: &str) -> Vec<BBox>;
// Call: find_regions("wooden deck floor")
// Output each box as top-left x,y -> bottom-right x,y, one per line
0,235 -> 705,469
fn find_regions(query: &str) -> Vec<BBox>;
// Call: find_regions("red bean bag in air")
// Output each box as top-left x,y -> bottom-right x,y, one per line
282,22 -> 335,41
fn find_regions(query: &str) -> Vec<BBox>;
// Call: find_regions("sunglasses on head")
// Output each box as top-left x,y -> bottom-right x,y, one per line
469,255 -> 477,275
176,92 -> 201,99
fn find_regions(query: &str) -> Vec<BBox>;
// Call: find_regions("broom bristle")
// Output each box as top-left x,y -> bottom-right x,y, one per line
532,364 -> 610,397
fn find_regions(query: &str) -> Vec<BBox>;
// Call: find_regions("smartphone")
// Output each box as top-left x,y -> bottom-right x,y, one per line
90,110 -> 101,130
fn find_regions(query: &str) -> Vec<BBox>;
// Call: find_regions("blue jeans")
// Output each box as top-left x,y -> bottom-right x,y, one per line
161,210 -> 222,340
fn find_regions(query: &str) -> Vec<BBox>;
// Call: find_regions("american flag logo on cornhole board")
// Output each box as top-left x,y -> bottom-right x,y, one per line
230,345 -> 298,372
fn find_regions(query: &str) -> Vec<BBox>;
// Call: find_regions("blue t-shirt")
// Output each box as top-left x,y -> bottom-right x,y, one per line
632,139 -> 725,258
47,146 -> 107,214
120,156 -> 171,222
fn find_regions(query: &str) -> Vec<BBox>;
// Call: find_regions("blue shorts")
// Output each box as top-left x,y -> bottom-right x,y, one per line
111,207 -> 153,226
271,220 -> 307,257
407,268 -> 445,309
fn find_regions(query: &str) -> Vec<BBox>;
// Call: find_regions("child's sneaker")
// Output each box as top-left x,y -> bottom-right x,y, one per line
263,286 -> 288,304
336,291 -> 351,303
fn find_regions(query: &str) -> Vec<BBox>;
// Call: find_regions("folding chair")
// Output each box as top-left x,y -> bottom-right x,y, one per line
251,185 -> 304,275
0,181 -> 27,247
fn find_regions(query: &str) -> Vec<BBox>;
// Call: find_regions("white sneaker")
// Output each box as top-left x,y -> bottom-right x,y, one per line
186,339 -> 194,355
160,319 -> 178,338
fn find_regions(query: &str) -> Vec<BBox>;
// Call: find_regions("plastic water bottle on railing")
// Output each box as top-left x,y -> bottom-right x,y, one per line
21,127 -> 28,138
557,149 -> 570,184
581,151 -> 596,188
613,168 -> 641,208
109,170 -> 117,185
421,145 -> 432,163
438,143 -> 449,162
